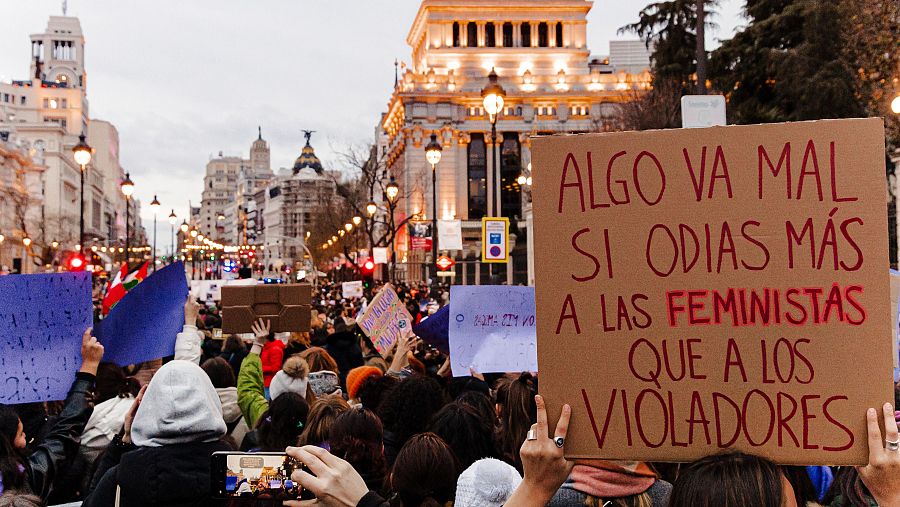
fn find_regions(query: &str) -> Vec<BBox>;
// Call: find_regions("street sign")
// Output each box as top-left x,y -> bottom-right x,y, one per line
680,94 -> 726,128
436,255 -> 455,271
481,217 -> 509,263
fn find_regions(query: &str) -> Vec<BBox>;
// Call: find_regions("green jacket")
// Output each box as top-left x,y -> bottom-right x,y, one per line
237,353 -> 269,429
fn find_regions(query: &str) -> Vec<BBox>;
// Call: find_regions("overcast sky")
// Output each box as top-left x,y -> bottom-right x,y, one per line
0,0 -> 744,234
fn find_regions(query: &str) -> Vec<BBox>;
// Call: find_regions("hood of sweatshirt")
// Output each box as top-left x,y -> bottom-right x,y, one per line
216,386 -> 242,424
131,360 -> 227,447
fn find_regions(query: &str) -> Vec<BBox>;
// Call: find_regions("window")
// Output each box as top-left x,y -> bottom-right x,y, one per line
467,134 -> 487,219
467,22 -> 477,47
452,22 -> 460,47
485,23 -> 496,47
556,22 -> 564,47
20,97 -> 25,105
538,23 -> 549,47
502,22 -> 513,47
521,22 -> 531,47
501,133 -> 521,219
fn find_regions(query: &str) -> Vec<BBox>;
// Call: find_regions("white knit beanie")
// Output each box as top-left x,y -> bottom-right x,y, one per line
269,356 -> 310,400
455,458 -> 522,507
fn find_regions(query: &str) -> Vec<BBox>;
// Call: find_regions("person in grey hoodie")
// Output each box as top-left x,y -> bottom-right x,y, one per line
82,360 -> 231,507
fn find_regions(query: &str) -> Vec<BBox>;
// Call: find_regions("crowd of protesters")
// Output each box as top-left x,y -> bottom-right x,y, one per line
1,280 -> 900,507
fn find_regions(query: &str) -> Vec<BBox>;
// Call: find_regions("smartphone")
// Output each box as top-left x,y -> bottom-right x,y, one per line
211,451 -> 314,501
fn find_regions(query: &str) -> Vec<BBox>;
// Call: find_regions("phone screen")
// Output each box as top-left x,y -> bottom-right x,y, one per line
211,452 -> 311,500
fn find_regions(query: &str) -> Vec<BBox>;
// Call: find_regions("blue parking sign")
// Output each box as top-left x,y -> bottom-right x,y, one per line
489,233 -> 501,244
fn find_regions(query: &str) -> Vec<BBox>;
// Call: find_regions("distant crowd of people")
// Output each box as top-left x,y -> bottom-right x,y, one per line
0,280 -> 899,506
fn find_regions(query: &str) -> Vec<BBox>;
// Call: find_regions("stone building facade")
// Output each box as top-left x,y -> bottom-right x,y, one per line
377,0 -> 651,284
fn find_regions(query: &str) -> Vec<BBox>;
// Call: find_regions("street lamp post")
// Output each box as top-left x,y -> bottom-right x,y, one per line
73,133 -> 92,253
168,210 -> 177,263
189,228 -> 198,279
424,133 -> 442,288
150,195 -> 160,270
481,68 -> 506,218
120,173 -> 135,264
385,175 -> 400,282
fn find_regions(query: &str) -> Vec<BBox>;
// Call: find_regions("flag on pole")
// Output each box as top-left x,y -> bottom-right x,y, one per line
102,262 -> 149,315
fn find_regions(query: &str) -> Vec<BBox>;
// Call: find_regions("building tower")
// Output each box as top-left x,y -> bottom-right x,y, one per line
30,16 -> 87,91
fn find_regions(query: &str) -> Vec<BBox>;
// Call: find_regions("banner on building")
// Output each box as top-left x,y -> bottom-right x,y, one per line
531,118 -> 890,465
408,221 -> 433,251
438,219 -> 463,250
373,247 -> 388,265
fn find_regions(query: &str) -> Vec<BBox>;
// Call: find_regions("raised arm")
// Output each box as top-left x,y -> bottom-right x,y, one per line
27,328 -> 104,500
237,319 -> 271,428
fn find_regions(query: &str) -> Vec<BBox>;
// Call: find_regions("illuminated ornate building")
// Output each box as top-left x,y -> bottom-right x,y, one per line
378,0 -> 650,284
0,13 -> 137,268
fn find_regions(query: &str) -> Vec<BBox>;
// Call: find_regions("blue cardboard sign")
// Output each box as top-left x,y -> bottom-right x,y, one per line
0,272 -> 92,403
96,262 -> 188,366
413,304 -> 449,354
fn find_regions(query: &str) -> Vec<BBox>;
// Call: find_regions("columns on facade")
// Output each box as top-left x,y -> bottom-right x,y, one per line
513,22 -> 521,47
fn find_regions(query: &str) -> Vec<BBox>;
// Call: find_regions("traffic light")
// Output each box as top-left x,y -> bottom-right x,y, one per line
65,252 -> 87,272
361,259 -> 375,288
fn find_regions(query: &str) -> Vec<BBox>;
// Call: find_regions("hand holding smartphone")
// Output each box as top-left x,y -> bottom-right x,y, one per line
211,452 -> 314,501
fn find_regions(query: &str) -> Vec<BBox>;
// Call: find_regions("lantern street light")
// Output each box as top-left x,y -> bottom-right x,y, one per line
481,67 -> 505,217
424,133 -> 443,286
352,216 -> 362,226
366,201 -> 378,217
73,133 -> 92,253
345,223 -> 353,232
120,172 -> 135,263
892,94 -> 900,115
385,175 -> 400,282
168,209 -> 177,264
150,195 -> 161,269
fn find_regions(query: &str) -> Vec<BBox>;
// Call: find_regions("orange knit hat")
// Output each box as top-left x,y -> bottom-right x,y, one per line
346,366 -> 383,400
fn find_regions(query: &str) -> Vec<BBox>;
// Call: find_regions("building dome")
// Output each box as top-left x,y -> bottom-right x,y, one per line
293,130 -> 323,174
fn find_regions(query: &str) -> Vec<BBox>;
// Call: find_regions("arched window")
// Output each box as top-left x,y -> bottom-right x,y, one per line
521,22 -> 531,47
556,22 -> 564,47
467,134 -> 487,219
467,22 -> 478,47
502,22 -> 513,47
538,23 -> 549,47
452,22 -> 460,47
485,23 -> 496,47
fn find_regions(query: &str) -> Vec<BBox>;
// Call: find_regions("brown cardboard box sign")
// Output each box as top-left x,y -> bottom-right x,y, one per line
530,118 -> 890,465
221,284 -> 311,334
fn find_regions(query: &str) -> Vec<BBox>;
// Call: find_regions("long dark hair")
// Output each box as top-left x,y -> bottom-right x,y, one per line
494,372 -> 536,471
255,392 -> 309,452
822,466 -> 873,506
378,376 -> 446,445
669,452 -> 784,507
428,401 -> 497,472
0,405 -> 26,494
94,362 -> 141,404
329,408 -> 386,491
298,397 -> 350,446
388,433 -> 459,507
201,357 -> 236,389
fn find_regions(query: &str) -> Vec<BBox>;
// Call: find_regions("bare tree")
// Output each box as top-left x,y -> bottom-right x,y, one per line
612,79 -> 684,131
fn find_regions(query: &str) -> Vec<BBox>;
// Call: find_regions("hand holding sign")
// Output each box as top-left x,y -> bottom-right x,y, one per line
857,403 -> 900,507
79,328 -> 104,376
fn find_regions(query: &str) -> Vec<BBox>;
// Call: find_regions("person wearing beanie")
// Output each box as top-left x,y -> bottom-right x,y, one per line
455,458 -> 522,507
346,366 -> 383,403
238,322 -> 314,429
82,360 -> 231,506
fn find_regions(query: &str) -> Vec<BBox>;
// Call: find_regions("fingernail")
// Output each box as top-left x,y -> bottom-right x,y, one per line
869,408 -> 877,417
563,404 -> 571,412
886,403 -> 894,412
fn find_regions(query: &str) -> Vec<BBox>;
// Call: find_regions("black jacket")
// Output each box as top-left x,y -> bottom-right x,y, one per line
83,438 -> 231,507
23,371 -> 95,501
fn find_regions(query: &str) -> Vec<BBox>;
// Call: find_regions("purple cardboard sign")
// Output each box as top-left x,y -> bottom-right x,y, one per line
0,272 -> 92,403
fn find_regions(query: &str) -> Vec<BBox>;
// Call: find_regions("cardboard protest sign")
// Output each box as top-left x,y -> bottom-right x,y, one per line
413,304 -> 450,355
357,284 -> 413,356
890,270 -> 900,378
531,118 -> 890,465
342,281 -> 364,299
449,286 -> 538,376
0,272 -> 92,403
96,261 -> 189,366
221,284 -> 311,334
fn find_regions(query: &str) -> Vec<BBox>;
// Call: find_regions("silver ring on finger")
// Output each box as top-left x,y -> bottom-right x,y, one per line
886,439 -> 900,451
554,436 -> 565,448
526,428 -> 537,441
